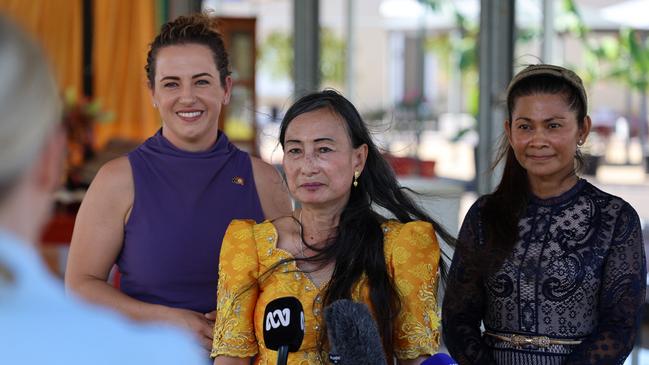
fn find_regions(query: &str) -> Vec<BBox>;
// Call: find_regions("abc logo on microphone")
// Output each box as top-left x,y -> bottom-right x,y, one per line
263,297 -> 305,353
265,307 -> 305,331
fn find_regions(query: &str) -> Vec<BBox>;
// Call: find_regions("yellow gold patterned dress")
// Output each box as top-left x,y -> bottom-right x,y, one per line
211,219 -> 441,364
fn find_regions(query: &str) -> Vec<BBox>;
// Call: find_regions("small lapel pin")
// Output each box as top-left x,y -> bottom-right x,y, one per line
232,176 -> 245,186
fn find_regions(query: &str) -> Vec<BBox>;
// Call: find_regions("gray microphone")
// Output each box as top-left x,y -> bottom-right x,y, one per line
324,299 -> 387,365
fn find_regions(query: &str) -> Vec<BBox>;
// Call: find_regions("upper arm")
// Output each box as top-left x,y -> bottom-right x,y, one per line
251,157 -> 291,220
602,202 -> 646,301
211,220 -> 260,359
441,201 -> 494,363
65,157 -> 134,288
598,202 -> 645,324
597,202 -> 646,322
443,202 -> 484,306
389,221 -> 440,359
565,202 -> 646,364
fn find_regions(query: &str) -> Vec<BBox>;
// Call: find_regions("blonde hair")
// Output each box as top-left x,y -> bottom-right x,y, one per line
0,17 -> 62,202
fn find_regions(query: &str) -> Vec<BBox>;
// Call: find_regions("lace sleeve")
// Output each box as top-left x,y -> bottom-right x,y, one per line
565,202 -> 646,365
442,201 -> 496,365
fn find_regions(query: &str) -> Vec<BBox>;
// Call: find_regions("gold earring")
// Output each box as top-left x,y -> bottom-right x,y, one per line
353,170 -> 360,187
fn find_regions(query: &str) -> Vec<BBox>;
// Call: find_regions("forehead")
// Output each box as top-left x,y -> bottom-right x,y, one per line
155,44 -> 217,78
512,93 -> 575,115
285,108 -> 351,142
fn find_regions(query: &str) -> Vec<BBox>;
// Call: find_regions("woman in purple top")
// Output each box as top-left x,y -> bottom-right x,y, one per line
65,14 -> 291,351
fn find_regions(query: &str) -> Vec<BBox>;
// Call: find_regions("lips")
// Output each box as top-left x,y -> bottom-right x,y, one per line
176,110 -> 204,121
527,154 -> 554,160
301,182 -> 324,190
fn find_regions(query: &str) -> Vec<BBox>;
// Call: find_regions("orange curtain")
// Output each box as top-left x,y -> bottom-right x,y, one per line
93,0 -> 159,147
0,0 -> 82,93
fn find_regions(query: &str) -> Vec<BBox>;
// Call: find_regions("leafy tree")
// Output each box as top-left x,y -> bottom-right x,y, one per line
258,31 -> 292,81
562,0 -> 649,158
258,28 -> 346,85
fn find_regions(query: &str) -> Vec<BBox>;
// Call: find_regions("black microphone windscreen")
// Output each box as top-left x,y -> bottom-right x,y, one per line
421,353 -> 458,365
262,297 -> 305,352
324,299 -> 387,365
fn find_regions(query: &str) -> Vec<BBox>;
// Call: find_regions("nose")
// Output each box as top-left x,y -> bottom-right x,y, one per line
179,84 -> 196,104
300,152 -> 320,176
528,128 -> 548,148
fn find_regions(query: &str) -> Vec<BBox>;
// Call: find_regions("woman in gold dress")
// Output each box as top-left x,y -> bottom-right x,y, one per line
211,90 -> 455,364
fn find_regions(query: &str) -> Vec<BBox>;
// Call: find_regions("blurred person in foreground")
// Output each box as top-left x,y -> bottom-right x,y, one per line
0,16 -> 206,364
65,13 -> 291,351
442,64 -> 646,364
211,90 -> 456,364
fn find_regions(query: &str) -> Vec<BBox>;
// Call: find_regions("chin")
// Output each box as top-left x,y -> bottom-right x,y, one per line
528,168 -> 565,179
296,196 -> 324,205
295,194 -> 332,206
183,125 -> 214,139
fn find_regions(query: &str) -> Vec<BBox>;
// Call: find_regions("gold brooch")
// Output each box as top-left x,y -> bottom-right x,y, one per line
232,176 -> 245,186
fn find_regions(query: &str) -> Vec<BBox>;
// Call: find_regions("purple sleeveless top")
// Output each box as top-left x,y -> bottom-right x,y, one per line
118,130 -> 264,313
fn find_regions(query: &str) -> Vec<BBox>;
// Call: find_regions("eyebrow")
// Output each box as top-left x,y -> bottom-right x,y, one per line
284,137 -> 336,144
515,116 -> 567,123
159,73 -> 214,82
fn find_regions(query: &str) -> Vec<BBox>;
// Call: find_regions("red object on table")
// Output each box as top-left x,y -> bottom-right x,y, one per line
419,160 -> 436,178
384,154 -> 436,177
385,155 -> 418,176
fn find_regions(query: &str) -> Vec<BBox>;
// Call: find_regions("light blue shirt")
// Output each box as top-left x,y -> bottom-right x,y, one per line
0,229 -> 208,365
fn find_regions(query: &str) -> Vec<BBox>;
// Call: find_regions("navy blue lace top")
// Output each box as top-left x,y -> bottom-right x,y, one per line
442,179 -> 646,365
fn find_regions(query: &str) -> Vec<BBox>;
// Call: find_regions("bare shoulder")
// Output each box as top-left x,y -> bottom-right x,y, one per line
250,156 -> 291,220
67,158 -> 134,285
250,156 -> 283,184
90,156 -> 133,193
82,156 -> 134,219
95,156 -> 132,184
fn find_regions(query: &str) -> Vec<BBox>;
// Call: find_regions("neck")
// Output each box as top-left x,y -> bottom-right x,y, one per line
528,172 -> 579,199
298,205 -> 343,244
161,127 -> 219,152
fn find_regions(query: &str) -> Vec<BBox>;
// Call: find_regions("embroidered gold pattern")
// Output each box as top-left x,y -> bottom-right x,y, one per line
212,219 -> 441,363
392,245 -> 411,265
232,252 -> 255,272
212,271 -> 258,358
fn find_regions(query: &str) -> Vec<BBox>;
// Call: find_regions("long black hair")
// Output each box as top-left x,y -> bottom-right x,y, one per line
481,73 -> 587,274
278,89 -> 456,358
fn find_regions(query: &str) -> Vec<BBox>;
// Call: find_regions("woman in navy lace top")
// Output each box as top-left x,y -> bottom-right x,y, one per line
442,64 -> 646,365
